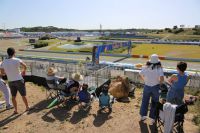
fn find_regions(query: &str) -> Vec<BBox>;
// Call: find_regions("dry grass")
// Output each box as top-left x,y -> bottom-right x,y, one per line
126,44 -> 200,59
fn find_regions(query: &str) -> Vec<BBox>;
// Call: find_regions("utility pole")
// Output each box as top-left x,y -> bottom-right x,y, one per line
100,24 -> 102,36
3,23 -> 6,31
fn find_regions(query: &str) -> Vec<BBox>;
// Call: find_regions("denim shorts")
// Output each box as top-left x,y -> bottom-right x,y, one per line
8,79 -> 26,97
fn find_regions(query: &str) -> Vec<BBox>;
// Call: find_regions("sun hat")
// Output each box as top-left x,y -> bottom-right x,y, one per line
149,54 -> 160,64
47,67 -> 57,76
72,73 -> 83,81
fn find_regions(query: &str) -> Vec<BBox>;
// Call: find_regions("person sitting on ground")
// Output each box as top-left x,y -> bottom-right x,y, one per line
167,61 -> 190,105
78,83 -> 92,109
0,62 -> 13,110
99,84 -> 114,112
46,67 -> 66,89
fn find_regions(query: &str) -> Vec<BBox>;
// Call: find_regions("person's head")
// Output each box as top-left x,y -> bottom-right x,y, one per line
47,67 -> 57,76
147,54 -> 162,69
82,83 -> 88,91
7,47 -> 15,57
71,73 -> 83,81
102,84 -> 109,94
177,61 -> 187,73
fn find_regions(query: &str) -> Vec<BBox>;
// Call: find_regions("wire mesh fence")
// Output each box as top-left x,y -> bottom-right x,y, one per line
1,55 -> 200,89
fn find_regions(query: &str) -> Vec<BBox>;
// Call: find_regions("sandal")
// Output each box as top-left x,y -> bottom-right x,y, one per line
13,111 -> 19,115
25,107 -> 34,112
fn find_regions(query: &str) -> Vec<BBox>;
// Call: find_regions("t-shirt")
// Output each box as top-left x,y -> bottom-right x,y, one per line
140,66 -> 164,86
78,90 -> 90,103
46,75 -> 60,89
0,57 -> 23,82
63,79 -> 79,94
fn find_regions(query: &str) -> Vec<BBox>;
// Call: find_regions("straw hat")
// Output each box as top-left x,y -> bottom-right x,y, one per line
47,67 -> 57,76
71,73 -> 83,81
149,54 -> 160,64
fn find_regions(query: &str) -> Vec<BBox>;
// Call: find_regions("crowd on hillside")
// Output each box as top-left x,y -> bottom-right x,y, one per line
0,47 -> 190,132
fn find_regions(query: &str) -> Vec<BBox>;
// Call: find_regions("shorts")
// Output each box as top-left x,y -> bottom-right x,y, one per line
8,79 -> 26,97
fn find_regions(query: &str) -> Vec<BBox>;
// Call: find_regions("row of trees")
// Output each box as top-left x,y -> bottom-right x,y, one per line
20,26 -> 76,32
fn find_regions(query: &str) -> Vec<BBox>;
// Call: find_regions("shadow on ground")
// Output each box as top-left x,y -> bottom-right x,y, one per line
139,121 -> 157,133
69,106 -> 91,124
93,110 -> 113,127
42,100 -> 78,122
0,113 -> 22,127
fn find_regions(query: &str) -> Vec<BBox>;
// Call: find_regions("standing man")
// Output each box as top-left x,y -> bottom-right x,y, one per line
0,47 -> 29,114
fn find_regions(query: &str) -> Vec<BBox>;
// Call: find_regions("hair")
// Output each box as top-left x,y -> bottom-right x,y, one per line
82,83 -> 88,91
102,84 -> 109,94
146,61 -> 162,70
177,61 -> 187,72
7,47 -> 15,57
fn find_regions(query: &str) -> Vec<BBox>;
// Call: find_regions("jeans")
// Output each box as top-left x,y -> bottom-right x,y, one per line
140,84 -> 159,119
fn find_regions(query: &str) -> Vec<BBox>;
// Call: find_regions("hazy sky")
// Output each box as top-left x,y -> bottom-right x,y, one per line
0,0 -> 200,29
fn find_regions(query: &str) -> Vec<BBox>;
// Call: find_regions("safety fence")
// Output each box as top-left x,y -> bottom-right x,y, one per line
1,55 -> 200,89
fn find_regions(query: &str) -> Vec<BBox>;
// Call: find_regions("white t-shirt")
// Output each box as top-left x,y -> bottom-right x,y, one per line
0,57 -> 23,82
140,66 -> 164,86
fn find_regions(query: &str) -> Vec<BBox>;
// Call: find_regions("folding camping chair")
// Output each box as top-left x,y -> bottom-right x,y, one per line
98,92 -> 114,112
46,78 -> 72,108
46,79 -> 61,99
155,102 -> 188,133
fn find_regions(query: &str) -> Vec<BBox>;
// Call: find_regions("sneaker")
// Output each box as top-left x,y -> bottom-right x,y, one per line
150,119 -> 155,125
6,105 -> 14,110
141,116 -> 147,121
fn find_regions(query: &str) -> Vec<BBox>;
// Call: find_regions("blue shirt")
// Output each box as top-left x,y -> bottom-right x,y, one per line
167,73 -> 188,104
78,90 -> 90,103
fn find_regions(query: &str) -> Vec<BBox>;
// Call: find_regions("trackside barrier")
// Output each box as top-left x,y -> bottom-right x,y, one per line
1,54 -> 200,89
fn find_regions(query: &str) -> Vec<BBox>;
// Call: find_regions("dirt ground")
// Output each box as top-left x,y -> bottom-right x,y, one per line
0,83 -> 199,133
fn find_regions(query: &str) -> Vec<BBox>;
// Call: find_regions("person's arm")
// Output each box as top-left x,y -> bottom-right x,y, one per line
159,68 -> 165,84
20,61 -> 27,75
168,74 -> 178,84
0,62 -> 5,76
160,76 -> 164,84
139,67 -> 145,81
187,74 -> 192,83
0,68 -> 5,76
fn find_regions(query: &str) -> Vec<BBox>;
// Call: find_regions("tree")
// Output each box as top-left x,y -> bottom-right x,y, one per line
173,26 -> 178,30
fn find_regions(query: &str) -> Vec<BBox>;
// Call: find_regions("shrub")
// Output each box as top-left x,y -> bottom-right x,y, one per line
33,42 -> 48,48
174,28 -> 184,34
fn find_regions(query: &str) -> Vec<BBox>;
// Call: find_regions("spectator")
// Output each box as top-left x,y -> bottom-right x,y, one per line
0,62 -> 13,110
0,48 -> 29,114
167,62 -> 189,105
78,83 -> 91,109
139,54 -> 164,124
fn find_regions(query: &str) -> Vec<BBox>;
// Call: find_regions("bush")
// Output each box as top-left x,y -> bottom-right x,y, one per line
193,30 -> 200,35
39,34 -> 56,40
99,36 -> 110,40
174,28 -> 184,34
33,42 -> 48,48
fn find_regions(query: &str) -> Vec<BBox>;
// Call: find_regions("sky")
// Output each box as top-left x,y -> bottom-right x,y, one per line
0,0 -> 200,30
